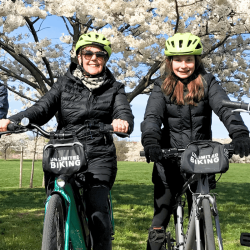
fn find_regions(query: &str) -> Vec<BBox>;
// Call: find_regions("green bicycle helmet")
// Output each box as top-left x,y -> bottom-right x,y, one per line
75,32 -> 112,58
164,33 -> 203,56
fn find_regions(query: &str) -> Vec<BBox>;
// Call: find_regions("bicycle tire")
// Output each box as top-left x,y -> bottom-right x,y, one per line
202,198 -> 216,250
42,194 -> 65,250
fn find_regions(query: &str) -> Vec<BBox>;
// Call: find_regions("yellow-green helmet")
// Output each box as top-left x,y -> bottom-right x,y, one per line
164,33 -> 203,56
75,32 -> 112,58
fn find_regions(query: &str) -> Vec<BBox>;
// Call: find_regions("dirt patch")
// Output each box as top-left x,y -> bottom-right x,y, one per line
17,209 -> 44,218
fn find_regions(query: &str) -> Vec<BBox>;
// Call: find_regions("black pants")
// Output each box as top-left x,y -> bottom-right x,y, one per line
147,159 -> 193,250
85,185 -> 112,250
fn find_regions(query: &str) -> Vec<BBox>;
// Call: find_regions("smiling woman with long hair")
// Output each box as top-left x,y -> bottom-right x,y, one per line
141,32 -> 250,250
0,32 -> 134,250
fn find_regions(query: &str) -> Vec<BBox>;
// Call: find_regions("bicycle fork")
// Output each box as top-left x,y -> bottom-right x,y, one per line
44,177 -> 88,250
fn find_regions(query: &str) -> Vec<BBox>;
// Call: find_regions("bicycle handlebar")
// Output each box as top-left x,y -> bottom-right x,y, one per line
4,120 -> 129,139
221,100 -> 250,111
140,143 -> 234,158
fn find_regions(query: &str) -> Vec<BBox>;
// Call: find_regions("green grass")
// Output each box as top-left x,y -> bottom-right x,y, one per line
0,160 -> 250,249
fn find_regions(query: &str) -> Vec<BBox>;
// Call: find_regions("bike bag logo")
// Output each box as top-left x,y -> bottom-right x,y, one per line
190,152 -> 219,165
181,141 -> 229,174
50,155 -> 81,169
43,139 -> 88,175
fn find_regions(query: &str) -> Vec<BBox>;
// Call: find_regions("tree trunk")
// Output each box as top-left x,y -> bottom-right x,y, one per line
29,133 -> 38,188
19,147 -> 23,188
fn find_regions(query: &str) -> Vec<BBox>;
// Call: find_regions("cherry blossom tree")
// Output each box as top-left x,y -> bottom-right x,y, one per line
0,0 -> 250,113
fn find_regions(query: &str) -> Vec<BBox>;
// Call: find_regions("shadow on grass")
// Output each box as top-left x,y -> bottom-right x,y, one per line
0,182 -> 250,250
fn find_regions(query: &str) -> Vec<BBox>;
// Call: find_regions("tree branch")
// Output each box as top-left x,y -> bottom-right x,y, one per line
61,16 -> 73,36
174,0 -> 180,34
25,17 -> 54,86
0,40 -> 49,95
126,61 -> 162,103
0,65 -> 39,90
202,35 -> 230,58
0,82 -> 37,103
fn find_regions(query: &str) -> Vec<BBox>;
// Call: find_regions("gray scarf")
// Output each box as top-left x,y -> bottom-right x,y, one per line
73,67 -> 105,91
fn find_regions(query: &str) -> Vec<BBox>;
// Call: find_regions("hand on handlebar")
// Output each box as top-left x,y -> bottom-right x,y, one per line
144,145 -> 162,163
232,136 -> 250,158
0,119 -> 11,132
111,119 -> 129,133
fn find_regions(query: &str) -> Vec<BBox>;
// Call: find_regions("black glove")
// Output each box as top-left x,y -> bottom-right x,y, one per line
232,135 -> 250,158
144,145 -> 162,163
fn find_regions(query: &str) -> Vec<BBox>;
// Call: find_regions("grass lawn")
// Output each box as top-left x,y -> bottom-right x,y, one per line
0,159 -> 250,249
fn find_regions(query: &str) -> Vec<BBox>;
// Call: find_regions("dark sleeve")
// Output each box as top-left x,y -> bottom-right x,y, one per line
9,79 -> 62,125
207,74 -> 249,138
112,84 -> 134,134
141,81 -> 165,146
0,85 -> 9,119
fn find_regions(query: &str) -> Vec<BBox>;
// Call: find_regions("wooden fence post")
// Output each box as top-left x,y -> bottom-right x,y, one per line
19,147 -> 23,188
29,132 -> 38,188
42,174 -> 45,188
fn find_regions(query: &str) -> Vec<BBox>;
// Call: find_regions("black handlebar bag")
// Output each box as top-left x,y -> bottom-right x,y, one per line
42,134 -> 88,175
180,141 -> 229,174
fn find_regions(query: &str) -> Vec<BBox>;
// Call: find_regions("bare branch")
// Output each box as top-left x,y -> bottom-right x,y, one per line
62,16 -> 73,36
174,0 -> 180,34
0,65 -> 39,90
0,82 -> 37,103
25,17 -> 54,86
202,35 -> 230,58
126,61 -> 162,103
81,18 -> 93,34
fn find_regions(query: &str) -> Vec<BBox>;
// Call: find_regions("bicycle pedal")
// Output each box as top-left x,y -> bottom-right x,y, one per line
240,233 -> 250,246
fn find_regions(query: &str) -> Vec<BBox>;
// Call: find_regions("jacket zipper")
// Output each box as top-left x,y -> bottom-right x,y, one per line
189,105 -> 193,141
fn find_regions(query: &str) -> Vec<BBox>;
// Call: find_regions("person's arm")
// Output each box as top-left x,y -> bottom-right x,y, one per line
141,81 -> 165,146
140,81 -> 165,162
8,79 -> 62,125
111,84 -> 134,134
0,85 -> 9,119
207,74 -> 249,138
207,74 -> 250,157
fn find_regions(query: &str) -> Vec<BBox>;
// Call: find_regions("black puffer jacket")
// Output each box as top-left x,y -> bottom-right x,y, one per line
10,62 -> 134,187
141,73 -> 248,149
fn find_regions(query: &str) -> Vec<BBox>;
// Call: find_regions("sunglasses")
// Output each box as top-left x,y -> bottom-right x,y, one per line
81,50 -> 107,60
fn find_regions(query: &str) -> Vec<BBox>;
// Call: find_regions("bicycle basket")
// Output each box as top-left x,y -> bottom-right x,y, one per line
180,140 -> 229,174
42,135 -> 88,175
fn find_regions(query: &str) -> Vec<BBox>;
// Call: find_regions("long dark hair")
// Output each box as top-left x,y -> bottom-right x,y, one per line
161,55 -> 206,106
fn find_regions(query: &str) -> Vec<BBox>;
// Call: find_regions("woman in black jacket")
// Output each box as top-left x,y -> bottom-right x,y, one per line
141,32 -> 250,250
0,32 -> 134,250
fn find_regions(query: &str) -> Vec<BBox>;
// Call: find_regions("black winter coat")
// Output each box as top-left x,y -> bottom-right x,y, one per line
10,63 -> 134,187
141,73 -> 248,149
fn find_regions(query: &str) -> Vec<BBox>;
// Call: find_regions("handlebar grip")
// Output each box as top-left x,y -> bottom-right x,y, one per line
104,124 -> 114,131
221,100 -> 249,110
7,123 -> 19,131
140,151 -> 145,157
104,124 -> 129,138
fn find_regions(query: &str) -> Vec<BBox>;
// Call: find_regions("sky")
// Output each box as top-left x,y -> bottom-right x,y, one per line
5,15 -> 250,141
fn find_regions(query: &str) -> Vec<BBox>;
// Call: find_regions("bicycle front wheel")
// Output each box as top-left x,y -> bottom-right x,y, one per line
202,198 -> 216,250
42,194 -> 65,250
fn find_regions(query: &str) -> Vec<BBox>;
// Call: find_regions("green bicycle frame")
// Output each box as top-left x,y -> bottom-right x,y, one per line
44,177 -> 115,250
45,178 -> 87,250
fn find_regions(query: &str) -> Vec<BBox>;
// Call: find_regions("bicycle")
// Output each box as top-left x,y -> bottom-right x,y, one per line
141,141 -> 235,250
221,99 -> 250,248
3,117 -> 128,250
